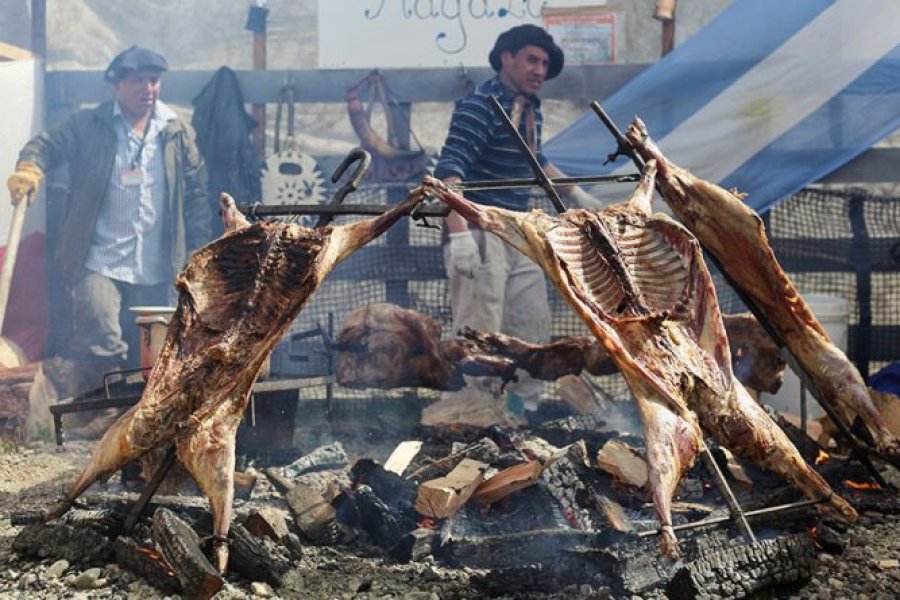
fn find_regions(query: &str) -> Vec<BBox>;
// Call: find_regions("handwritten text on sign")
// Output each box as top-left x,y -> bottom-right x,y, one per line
318,1 -> 602,69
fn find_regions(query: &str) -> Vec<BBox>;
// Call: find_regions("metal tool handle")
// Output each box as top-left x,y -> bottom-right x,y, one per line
315,148 -> 372,228
0,197 -> 28,331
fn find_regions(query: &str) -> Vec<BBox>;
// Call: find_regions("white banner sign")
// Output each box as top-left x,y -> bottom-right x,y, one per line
318,1 -> 606,69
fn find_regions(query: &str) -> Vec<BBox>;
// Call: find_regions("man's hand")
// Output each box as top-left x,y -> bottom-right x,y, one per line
6,161 -> 43,205
448,230 -> 480,278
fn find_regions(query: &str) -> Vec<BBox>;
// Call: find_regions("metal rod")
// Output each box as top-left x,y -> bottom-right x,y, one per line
700,447 -> 757,543
451,173 -> 640,192
587,98 -> 888,484
488,95 -> 567,214
637,498 -> 822,538
238,203 -> 451,218
124,446 -> 177,533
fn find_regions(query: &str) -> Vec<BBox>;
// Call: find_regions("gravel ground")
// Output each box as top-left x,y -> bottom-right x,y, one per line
0,441 -> 897,599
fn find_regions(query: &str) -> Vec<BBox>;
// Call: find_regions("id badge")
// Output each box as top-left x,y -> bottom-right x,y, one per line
121,168 -> 145,187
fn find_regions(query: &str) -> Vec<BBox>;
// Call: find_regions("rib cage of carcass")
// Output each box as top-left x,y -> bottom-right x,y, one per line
45,190 -> 426,574
424,164 -> 855,558
624,117 -> 900,467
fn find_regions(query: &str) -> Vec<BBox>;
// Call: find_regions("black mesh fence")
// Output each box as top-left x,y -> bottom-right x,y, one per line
276,183 -> 900,402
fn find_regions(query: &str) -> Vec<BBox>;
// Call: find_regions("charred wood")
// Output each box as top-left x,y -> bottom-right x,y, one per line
354,484 -> 406,548
12,522 -> 114,566
284,484 -> 341,544
282,442 -> 348,478
530,415 -> 613,454
151,508 -> 224,600
388,527 -> 436,563
113,536 -> 181,595
349,458 -> 419,517
406,437 -> 500,482
228,522 -> 291,587
243,506 -> 291,542
666,534 -> 817,600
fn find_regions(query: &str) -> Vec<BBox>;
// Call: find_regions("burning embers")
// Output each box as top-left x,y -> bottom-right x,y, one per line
12,416 -> 887,598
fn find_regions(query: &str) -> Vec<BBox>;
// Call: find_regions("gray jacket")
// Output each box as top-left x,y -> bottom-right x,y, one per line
19,100 -> 212,280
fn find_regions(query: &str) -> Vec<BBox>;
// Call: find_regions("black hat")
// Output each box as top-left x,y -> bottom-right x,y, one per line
104,46 -> 168,82
488,24 -> 564,80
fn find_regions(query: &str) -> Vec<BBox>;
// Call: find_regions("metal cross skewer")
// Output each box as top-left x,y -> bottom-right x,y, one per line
487,95 -> 567,214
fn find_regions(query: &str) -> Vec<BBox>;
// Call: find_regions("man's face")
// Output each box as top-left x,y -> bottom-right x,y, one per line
114,68 -> 162,117
500,45 -> 550,95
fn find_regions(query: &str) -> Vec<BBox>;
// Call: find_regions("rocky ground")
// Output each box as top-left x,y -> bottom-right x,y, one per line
0,439 -> 898,600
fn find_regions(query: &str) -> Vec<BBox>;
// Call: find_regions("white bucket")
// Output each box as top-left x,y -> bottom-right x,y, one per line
759,294 -> 849,418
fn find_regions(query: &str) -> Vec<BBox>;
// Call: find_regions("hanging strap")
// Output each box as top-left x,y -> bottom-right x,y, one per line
273,85 -> 296,154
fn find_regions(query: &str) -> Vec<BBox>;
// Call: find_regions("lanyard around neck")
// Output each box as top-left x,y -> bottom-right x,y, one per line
123,110 -> 154,170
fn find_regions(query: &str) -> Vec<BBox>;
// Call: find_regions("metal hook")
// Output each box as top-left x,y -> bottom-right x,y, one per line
315,148 -> 372,228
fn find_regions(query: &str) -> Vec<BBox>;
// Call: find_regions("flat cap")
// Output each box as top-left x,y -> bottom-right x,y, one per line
489,24 -> 564,80
104,46 -> 168,82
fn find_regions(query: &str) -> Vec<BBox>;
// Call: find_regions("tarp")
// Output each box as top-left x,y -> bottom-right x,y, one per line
544,0 -> 900,213
0,56 -> 47,361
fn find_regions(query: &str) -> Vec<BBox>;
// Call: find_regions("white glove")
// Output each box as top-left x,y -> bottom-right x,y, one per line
448,231 -> 480,278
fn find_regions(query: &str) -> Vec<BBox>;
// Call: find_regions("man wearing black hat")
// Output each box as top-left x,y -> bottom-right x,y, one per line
432,25 -> 595,424
6,46 -> 211,398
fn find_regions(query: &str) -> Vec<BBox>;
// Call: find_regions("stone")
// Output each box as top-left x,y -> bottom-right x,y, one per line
250,581 -> 275,597
45,559 -> 69,579
72,567 -> 103,589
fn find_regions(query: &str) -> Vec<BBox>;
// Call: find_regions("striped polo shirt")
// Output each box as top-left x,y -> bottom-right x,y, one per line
84,100 -> 176,285
434,77 -> 547,211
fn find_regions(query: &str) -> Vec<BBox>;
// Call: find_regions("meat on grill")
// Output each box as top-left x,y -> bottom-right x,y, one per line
625,117 -> 900,466
424,165 -> 855,557
46,190 -> 426,572
336,303 -> 783,395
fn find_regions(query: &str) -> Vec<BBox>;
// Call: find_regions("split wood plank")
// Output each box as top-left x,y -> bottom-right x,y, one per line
384,440 -> 423,476
596,439 -> 648,488
471,460 -> 542,506
415,458 -> 487,519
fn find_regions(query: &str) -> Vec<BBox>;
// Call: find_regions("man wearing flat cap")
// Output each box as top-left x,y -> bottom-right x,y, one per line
7,46 -> 211,398
432,24 -> 596,425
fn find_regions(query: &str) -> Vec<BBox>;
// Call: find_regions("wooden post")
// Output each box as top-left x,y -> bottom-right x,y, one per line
247,3 -> 269,157
31,0 -> 46,58
654,0 -> 677,57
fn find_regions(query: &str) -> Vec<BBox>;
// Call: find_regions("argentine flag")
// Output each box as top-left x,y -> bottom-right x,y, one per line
544,0 -> 900,213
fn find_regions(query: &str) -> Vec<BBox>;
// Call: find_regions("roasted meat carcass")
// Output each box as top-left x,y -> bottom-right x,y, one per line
334,302 -> 617,390
625,118 -> 900,466
424,166 -> 855,557
46,190 -> 426,572
336,304 -> 782,394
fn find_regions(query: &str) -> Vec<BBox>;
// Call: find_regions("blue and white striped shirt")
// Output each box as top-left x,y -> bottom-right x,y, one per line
434,77 -> 547,211
85,100 -> 176,285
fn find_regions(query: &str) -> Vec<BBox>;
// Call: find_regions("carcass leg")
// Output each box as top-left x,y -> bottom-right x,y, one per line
632,382 -> 703,558
177,408 -> 240,573
701,381 -> 857,523
47,407 -> 143,519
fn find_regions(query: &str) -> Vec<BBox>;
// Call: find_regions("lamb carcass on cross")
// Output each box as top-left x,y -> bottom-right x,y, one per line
625,117 -> 900,467
424,164 -> 855,558
46,189 -> 426,572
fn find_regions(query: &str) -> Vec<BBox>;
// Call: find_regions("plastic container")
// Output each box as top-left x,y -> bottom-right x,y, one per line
759,294 -> 849,418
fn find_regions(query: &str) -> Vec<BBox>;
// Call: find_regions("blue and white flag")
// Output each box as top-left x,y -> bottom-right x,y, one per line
544,0 -> 900,212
